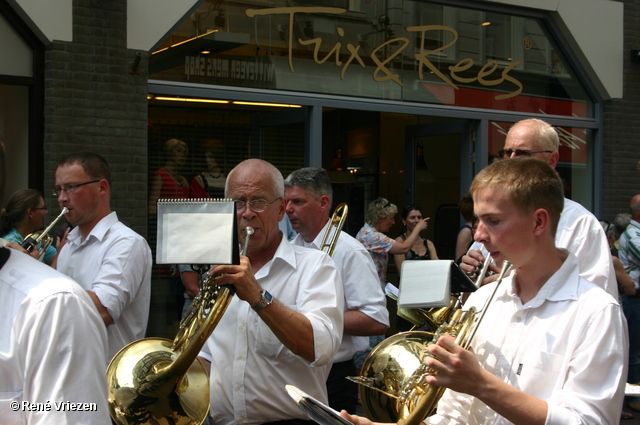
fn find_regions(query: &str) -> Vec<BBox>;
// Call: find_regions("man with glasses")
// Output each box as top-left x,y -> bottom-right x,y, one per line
461,118 -> 616,297
197,158 -> 344,425
54,151 -> 152,361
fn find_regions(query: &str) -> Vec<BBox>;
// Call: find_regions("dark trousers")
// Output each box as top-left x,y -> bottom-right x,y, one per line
262,420 -> 314,425
326,358 -> 358,414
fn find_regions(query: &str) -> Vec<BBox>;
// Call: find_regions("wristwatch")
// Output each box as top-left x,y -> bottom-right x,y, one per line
251,290 -> 274,312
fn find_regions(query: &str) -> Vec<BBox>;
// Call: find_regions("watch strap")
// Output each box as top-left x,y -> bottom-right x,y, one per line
252,290 -> 273,312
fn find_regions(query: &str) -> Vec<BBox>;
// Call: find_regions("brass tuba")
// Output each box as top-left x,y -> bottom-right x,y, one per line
21,207 -> 68,261
106,226 -> 254,425
354,261 -> 512,424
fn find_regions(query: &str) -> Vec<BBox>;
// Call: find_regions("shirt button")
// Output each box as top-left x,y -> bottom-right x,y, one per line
515,316 -> 522,323
235,385 -> 242,391
239,324 -> 245,330
237,355 -> 244,360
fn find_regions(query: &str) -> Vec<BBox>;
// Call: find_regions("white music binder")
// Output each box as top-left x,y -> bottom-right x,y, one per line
398,260 -> 453,308
156,198 -> 238,265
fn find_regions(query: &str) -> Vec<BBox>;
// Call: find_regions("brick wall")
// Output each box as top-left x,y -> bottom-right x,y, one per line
43,0 -> 149,237
602,0 -> 640,220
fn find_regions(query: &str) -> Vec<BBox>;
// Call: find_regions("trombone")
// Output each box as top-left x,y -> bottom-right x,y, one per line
319,203 -> 348,257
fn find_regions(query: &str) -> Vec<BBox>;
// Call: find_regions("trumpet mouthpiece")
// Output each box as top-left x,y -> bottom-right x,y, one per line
245,226 -> 254,236
61,207 -> 69,214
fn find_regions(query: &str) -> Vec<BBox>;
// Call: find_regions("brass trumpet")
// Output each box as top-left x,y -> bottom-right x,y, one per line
106,226 -> 254,425
21,207 -> 68,261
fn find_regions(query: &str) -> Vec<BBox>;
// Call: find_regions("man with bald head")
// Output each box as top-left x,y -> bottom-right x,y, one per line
197,158 -> 344,425
462,118 -> 616,297
619,194 -> 640,408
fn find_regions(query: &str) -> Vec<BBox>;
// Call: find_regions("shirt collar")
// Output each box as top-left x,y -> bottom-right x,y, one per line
67,211 -> 118,246
255,232 -> 296,279
501,250 -> 580,309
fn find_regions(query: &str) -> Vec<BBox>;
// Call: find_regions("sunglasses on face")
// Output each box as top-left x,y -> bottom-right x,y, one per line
498,149 -> 553,159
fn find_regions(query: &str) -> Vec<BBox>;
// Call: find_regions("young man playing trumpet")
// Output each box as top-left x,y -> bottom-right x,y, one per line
342,157 -> 627,425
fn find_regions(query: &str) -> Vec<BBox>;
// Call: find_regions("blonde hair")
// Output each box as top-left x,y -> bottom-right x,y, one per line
366,197 -> 398,225
470,157 -> 564,236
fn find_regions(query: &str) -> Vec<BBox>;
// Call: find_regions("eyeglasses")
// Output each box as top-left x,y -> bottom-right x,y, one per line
52,179 -> 101,196
234,197 -> 282,213
32,206 -> 48,211
498,149 -> 553,159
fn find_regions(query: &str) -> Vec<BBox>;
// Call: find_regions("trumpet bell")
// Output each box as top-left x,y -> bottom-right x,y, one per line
356,331 -> 433,422
107,337 -> 210,425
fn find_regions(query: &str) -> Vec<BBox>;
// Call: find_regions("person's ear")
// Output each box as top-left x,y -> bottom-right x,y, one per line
548,151 -> 559,168
532,208 -> 550,236
319,195 -> 331,212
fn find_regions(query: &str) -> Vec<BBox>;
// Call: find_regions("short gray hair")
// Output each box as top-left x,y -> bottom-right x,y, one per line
284,167 -> 333,204
226,158 -> 284,198
508,118 -> 559,152
366,197 -> 398,225
614,212 -> 631,237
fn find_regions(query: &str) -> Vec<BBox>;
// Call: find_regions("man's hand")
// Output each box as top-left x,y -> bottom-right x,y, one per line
460,249 -> 500,287
423,333 -> 486,397
339,410 -> 382,425
211,256 -> 263,307
5,241 -> 41,260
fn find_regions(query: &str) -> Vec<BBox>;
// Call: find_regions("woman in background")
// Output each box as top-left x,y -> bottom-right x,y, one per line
455,194 -> 475,261
148,138 -> 190,216
0,189 -> 65,266
394,203 -> 438,276
190,139 -> 226,199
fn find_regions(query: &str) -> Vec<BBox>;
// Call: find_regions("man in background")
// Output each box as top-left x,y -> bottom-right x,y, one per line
285,167 -> 389,413
619,194 -> 640,410
462,118 -> 616,297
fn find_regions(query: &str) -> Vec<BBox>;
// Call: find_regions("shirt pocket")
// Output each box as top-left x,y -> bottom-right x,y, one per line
516,350 -> 564,399
0,391 -> 23,424
255,304 -> 296,361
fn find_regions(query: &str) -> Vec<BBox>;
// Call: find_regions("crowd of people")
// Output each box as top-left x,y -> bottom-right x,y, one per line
0,118 -> 635,425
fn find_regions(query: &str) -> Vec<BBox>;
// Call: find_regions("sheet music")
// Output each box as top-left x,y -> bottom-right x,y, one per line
398,260 -> 451,308
156,198 -> 237,265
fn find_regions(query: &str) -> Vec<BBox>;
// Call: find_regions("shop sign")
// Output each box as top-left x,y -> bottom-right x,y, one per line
246,7 -> 523,100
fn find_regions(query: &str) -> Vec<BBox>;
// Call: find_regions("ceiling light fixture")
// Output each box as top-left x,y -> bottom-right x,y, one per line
153,96 -> 230,104
232,101 -> 302,108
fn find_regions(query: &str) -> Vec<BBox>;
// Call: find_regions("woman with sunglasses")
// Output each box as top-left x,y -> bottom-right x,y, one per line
0,189 -> 62,266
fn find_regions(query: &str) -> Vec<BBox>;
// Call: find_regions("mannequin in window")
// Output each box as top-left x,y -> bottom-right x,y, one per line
190,139 -> 226,199
149,138 -> 190,216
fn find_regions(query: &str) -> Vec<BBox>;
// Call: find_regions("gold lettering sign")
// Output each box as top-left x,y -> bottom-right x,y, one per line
245,7 -> 523,100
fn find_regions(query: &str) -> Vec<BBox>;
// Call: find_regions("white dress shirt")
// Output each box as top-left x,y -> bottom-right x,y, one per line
0,248 -> 111,424
199,235 -> 344,425
427,252 -> 627,425
469,198 -> 617,298
292,219 -> 389,361
57,212 -> 152,360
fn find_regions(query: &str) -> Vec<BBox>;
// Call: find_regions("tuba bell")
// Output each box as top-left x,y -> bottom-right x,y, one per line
106,226 -> 254,425
354,261 -> 512,424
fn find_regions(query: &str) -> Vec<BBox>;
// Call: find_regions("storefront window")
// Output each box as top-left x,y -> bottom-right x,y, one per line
150,0 -> 592,117
0,12 -> 33,199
